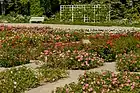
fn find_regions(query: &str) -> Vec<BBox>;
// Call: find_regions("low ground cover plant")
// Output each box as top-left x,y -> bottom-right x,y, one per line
0,66 -> 68,93
54,71 -> 140,93
37,66 -> 68,83
0,67 -> 39,93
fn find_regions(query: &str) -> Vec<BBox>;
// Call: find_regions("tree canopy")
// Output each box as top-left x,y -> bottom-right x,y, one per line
3,0 -> 140,20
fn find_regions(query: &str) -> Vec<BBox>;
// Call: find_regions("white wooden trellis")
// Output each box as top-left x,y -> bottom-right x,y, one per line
60,4 -> 110,23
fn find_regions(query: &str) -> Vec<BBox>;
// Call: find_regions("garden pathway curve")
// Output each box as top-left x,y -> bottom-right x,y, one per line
26,62 -> 116,93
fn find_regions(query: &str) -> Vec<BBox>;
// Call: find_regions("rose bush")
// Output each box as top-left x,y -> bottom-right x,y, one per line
0,66 -> 68,93
116,52 -> 140,72
0,25 -> 140,71
0,67 -> 39,93
54,71 -> 140,93
40,49 -> 104,70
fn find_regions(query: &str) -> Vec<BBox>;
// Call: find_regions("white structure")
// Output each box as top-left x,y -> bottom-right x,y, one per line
0,0 -> 11,14
29,17 -> 45,23
60,4 -> 110,23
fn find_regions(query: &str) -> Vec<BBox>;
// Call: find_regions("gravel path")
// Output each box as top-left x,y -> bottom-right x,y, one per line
26,62 -> 116,93
1,23 -> 140,31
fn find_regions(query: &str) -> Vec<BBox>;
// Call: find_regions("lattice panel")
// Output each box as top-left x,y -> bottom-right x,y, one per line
60,4 -> 110,23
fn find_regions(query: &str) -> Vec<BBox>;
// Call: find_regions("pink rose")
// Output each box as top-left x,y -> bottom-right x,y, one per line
85,84 -> 89,87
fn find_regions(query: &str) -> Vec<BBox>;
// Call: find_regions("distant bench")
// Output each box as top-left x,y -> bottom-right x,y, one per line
29,17 -> 45,23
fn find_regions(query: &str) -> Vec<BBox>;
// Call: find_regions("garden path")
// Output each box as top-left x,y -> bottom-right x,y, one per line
26,62 -> 116,93
1,23 -> 140,31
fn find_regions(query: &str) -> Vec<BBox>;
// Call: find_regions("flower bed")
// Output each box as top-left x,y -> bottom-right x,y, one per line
116,52 -> 140,72
0,66 -> 68,93
41,50 -> 104,70
0,25 -> 140,71
54,71 -> 140,93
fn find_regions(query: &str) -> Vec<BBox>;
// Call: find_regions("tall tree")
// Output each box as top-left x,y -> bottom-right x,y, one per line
30,0 -> 43,16
40,0 -> 52,17
6,0 -> 28,15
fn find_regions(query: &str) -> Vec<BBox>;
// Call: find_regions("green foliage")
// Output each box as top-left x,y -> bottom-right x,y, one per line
97,47 -> 116,62
0,46 -> 30,67
37,66 -> 68,82
2,0 -> 140,22
6,0 -> 44,16
0,13 -> 30,23
0,26 -> 140,71
42,50 -> 104,70
116,52 -> 140,72
40,0 -> 52,16
6,0 -> 29,15
54,71 -> 140,93
110,0 -> 140,21
44,17 -> 140,27
20,0 -> 28,4
0,67 -> 39,93
0,66 -> 68,93
30,0 -> 44,16
113,35 -> 140,54
0,27 -> 45,67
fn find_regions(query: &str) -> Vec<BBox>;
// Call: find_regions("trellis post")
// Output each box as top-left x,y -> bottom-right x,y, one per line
94,5 -> 95,23
109,4 -> 111,21
60,5 -> 62,22
84,5 -> 85,22
72,5 -> 74,22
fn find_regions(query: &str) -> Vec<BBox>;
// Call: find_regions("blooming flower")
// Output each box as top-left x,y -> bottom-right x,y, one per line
44,50 -> 49,55
85,83 -> 89,87
88,87 -> 93,92
127,79 -> 131,83
66,88 -> 69,93
14,81 -> 17,85
82,86 -> 86,90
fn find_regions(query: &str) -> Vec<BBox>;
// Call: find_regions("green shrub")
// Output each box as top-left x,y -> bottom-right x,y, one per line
116,52 -> 140,72
54,71 -> 140,93
37,66 -> 68,83
0,26 -> 139,69
0,66 -> 68,93
0,46 -> 30,67
30,0 -> 44,16
0,67 -> 39,93
97,47 -> 116,62
113,35 -> 140,54
0,13 -> 30,23
0,29 -> 45,67
41,50 -> 104,70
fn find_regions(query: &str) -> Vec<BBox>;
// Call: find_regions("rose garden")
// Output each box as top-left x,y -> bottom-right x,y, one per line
0,24 -> 139,93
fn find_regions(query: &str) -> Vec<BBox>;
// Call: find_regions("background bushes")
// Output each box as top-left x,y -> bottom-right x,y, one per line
2,0 -> 140,21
